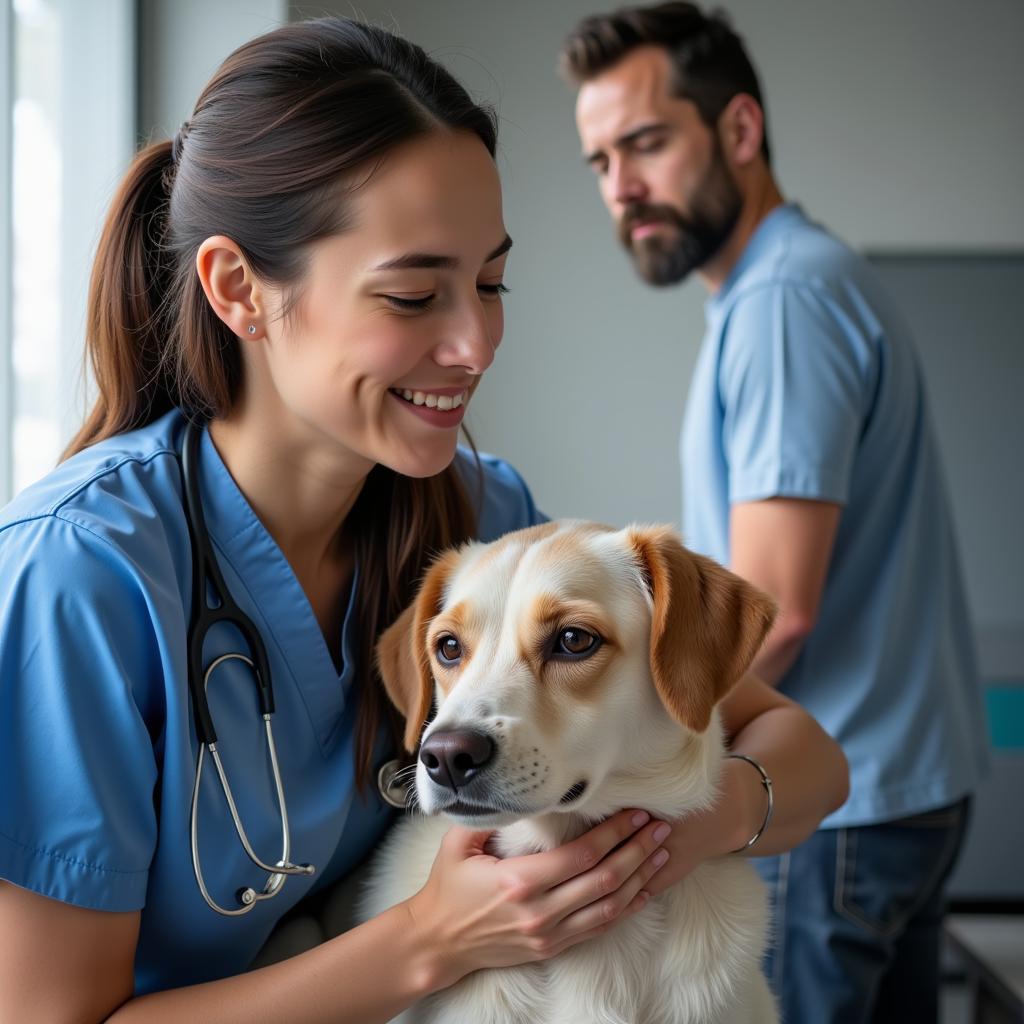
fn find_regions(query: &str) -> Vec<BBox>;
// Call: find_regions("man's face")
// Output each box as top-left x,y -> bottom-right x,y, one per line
575,45 -> 742,286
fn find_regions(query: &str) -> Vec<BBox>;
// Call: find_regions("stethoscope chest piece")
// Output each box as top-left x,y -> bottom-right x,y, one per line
377,758 -> 413,809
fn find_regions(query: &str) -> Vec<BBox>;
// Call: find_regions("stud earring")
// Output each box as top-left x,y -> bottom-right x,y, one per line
247,324 -> 257,335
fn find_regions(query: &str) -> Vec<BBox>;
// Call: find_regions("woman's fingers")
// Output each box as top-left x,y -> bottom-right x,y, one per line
549,845 -> 669,944
442,826 -> 497,860
410,812 -> 672,980
500,809 -> 657,894
536,818 -> 671,921
544,891 -> 653,960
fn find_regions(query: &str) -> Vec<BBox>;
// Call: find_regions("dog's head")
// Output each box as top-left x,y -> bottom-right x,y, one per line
376,521 -> 776,827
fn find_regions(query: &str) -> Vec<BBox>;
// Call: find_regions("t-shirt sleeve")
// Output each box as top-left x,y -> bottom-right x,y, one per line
455,450 -> 548,542
0,515 -> 160,911
718,282 -> 867,506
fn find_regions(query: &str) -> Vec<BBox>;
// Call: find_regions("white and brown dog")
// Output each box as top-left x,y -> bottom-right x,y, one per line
363,521 -> 779,1024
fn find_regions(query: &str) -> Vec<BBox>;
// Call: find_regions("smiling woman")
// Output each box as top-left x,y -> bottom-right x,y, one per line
215,130 -> 512,481
0,16 -> 691,1024
202,130 -> 511,483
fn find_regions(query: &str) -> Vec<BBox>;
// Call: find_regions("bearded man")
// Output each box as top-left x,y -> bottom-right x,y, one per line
563,6 -> 989,1023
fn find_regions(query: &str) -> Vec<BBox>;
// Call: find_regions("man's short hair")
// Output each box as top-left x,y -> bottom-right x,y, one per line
560,2 -> 771,165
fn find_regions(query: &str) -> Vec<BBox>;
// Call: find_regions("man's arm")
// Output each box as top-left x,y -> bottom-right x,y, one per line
729,497 -> 841,686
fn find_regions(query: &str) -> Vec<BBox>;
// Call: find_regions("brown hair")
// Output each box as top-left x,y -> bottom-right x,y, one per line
560,2 -> 771,165
65,17 -> 498,792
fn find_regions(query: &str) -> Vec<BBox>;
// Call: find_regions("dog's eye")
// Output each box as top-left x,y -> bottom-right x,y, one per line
436,635 -> 463,664
554,627 -> 600,658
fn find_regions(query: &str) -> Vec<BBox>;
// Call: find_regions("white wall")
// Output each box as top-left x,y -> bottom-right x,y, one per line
292,0 -> 1024,530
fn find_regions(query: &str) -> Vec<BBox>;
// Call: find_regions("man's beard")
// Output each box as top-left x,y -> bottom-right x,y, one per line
618,145 -> 742,287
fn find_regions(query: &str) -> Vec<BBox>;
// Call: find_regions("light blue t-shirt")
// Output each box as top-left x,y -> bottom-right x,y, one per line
681,203 -> 989,829
0,409 -> 543,994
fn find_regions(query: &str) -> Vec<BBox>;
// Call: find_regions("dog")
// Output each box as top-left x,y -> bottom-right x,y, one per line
362,521 -> 780,1024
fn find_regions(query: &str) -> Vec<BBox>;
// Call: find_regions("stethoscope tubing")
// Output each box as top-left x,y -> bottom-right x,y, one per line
181,422 -> 274,740
181,421 -> 314,915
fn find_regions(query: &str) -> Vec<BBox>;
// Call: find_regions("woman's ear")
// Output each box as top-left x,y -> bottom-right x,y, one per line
628,525 -> 777,733
195,235 -> 265,339
375,550 -> 459,752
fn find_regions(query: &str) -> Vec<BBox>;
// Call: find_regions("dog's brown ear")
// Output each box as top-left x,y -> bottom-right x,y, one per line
628,526 -> 777,733
375,550 -> 458,752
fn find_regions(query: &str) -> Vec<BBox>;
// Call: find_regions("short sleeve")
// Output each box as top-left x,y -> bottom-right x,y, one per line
454,449 -> 548,542
719,283 -> 867,505
0,516 -> 160,911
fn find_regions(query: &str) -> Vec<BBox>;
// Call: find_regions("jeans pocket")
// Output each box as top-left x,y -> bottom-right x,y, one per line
833,802 -> 967,938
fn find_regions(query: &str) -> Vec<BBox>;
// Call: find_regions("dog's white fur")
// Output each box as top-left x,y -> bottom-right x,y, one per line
363,521 -> 779,1024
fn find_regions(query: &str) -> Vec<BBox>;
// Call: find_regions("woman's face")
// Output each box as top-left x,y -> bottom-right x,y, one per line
258,130 -> 509,480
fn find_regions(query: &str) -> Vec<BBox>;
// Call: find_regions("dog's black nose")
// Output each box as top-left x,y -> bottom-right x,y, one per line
419,730 -> 494,790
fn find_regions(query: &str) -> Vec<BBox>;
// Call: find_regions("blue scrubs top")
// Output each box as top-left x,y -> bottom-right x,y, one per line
681,203 -> 989,828
0,409 -> 543,994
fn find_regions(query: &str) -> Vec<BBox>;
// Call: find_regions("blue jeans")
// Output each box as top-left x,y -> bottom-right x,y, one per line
754,798 -> 970,1024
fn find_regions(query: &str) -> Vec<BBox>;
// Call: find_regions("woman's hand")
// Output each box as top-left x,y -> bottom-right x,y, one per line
642,673 -> 851,899
404,809 -> 672,990
639,755 -> 765,898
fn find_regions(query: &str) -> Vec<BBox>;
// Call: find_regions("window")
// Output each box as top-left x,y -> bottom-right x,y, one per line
0,0 -> 134,504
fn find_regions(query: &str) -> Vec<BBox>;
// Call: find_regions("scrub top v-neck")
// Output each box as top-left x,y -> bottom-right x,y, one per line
0,408 -> 544,994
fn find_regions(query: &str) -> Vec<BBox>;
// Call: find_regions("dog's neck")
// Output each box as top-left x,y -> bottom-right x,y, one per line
492,718 -> 724,859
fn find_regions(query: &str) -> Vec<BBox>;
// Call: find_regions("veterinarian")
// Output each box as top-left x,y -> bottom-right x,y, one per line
564,4 -> 990,1021
0,16 -> 846,1023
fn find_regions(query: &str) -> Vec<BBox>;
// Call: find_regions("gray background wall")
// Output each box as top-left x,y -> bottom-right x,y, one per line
138,0 -> 287,141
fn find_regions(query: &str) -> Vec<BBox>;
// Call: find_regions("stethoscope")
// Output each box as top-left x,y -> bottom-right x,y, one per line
181,420 -> 415,917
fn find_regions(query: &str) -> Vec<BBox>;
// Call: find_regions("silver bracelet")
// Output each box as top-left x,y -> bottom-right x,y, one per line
726,753 -> 774,853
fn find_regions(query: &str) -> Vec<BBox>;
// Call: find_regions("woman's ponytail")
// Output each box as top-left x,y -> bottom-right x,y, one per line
63,140 -> 179,458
